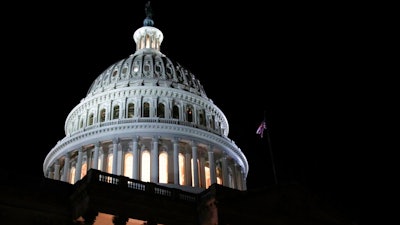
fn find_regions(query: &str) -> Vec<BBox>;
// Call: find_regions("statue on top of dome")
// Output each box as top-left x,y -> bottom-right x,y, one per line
145,1 -> 153,19
143,1 -> 154,26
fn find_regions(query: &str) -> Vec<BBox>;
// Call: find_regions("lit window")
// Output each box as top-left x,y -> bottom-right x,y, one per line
124,153 -> 133,179
97,156 -> 103,171
159,152 -> 168,183
179,153 -> 185,185
205,166 -> 211,188
107,154 -> 113,173
141,151 -> 150,182
81,161 -> 87,178
70,167 -> 76,184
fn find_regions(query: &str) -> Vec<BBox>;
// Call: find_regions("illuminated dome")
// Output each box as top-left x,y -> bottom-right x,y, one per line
43,3 -> 248,193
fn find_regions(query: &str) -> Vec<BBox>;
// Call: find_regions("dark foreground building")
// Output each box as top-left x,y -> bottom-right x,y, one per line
1,169 -> 353,225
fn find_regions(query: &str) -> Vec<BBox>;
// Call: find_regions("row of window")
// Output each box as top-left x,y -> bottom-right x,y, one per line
77,102 -> 218,132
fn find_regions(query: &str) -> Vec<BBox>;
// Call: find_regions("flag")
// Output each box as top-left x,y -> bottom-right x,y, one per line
256,121 -> 267,138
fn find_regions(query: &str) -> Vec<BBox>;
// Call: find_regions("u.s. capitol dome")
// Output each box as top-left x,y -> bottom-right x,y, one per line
43,5 -> 248,193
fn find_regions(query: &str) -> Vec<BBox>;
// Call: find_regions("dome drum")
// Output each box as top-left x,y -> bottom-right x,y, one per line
44,124 -> 248,192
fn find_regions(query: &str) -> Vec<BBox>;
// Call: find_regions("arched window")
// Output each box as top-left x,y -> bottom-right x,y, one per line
100,109 -> 106,122
122,67 -> 127,76
199,109 -> 206,126
143,102 -> 150,117
88,113 -> 94,126
124,152 -> 133,179
113,105 -> 120,119
172,105 -> 179,119
210,115 -> 215,130
141,150 -> 150,182
159,151 -> 168,183
112,70 -> 118,77
157,103 -> 165,118
155,63 -> 162,74
127,103 -> 135,118
186,106 -> 193,122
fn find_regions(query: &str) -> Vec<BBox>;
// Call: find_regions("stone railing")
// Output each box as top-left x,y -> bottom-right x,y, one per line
74,169 -> 198,203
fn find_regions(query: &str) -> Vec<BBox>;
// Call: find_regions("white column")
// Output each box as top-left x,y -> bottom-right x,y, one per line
112,138 -> 118,174
185,151 -> 192,186
99,146 -> 105,172
92,142 -> 100,170
221,155 -> 228,187
54,163 -> 60,180
151,136 -> 159,183
132,136 -> 139,180
61,153 -> 70,182
191,141 -> 199,187
233,164 -> 239,189
242,171 -> 247,190
75,147 -> 83,183
208,146 -> 216,185
48,170 -> 53,179
173,138 -> 179,185
236,166 -> 243,190
117,142 -> 123,175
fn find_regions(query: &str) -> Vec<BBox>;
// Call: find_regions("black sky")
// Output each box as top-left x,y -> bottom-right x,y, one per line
2,1 -> 377,223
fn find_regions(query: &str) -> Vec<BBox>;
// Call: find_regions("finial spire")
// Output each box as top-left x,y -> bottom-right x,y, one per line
143,1 -> 154,26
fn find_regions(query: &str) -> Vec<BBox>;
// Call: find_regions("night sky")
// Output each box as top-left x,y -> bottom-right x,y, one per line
2,1 -> 376,224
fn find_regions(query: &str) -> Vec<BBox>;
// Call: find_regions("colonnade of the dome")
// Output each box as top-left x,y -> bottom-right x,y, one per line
46,135 -> 246,191
133,27 -> 163,51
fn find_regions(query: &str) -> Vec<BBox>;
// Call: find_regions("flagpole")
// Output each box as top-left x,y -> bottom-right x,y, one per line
257,111 -> 278,185
266,128 -> 278,185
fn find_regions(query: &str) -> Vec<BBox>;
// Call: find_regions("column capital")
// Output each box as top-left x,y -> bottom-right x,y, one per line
94,141 -> 101,148
207,144 -> 214,152
173,137 -> 180,143
132,136 -> 139,142
113,137 -> 120,144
